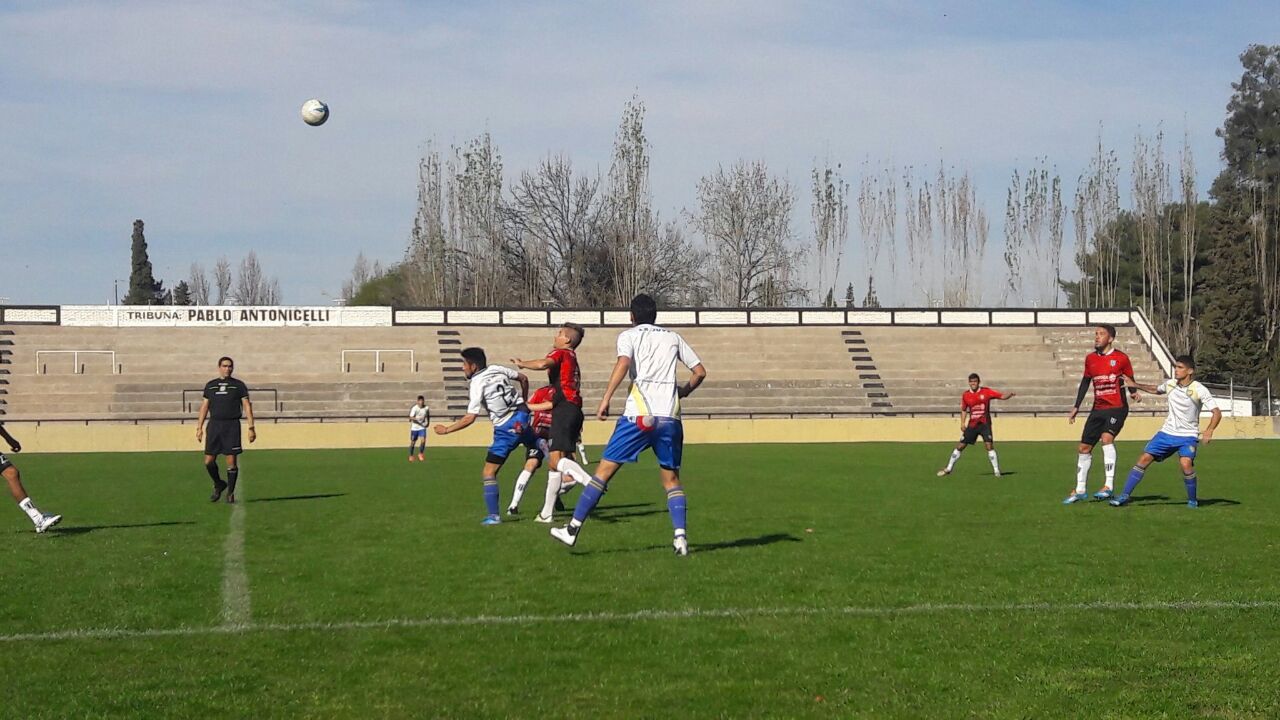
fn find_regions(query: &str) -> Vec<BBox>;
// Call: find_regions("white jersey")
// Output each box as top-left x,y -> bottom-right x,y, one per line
1156,378 -> 1218,437
616,324 -> 703,419
409,404 -> 429,431
467,365 -> 524,425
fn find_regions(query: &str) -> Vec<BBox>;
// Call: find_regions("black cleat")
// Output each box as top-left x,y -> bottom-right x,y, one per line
210,481 -> 228,503
225,493 -> 236,504
554,497 -> 565,512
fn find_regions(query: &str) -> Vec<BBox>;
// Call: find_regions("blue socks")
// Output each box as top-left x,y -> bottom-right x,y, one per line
483,476 -> 499,516
572,477 -> 607,524
666,486 -> 687,535
1184,471 -> 1198,502
1121,465 -> 1147,496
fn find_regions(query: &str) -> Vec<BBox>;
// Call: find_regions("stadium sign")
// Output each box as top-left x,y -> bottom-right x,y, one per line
54,305 -> 393,328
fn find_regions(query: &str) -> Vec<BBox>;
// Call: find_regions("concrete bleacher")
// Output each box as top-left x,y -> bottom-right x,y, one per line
0,320 -> 1167,422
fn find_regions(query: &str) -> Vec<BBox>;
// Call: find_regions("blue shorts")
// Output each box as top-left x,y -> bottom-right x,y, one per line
487,410 -> 541,464
410,428 -> 426,440
602,416 -> 684,470
1144,431 -> 1198,462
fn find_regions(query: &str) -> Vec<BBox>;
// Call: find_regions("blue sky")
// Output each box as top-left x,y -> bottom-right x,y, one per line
2,1 -> 1277,306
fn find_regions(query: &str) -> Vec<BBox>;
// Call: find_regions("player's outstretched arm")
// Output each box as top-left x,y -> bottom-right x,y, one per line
435,413 -> 477,435
1120,375 -> 1162,395
597,357 -> 631,420
511,357 -> 553,371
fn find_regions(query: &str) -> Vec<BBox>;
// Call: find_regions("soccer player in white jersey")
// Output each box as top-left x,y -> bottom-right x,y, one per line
551,293 -> 706,556
408,395 -> 429,462
1109,355 -> 1223,508
0,423 -> 62,533
435,347 -> 541,525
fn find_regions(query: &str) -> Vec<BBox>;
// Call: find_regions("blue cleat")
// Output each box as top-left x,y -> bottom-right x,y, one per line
481,514 -> 502,526
1093,488 -> 1114,500
1109,494 -> 1130,507
1062,493 -> 1088,505
1187,499 -> 1199,508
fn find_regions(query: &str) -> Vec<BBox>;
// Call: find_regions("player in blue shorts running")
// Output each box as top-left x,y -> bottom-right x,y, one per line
434,347 -> 540,525
550,294 -> 706,555
1109,355 -> 1223,508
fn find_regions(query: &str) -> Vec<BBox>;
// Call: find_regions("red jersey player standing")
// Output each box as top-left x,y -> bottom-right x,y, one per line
937,373 -> 1016,477
512,323 -> 594,522
1063,323 -> 1141,504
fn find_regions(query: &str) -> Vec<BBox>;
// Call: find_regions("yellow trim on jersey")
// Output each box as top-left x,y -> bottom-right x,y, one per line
629,383 -> 650,416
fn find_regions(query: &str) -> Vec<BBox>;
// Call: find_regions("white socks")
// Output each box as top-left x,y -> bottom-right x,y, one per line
509,469 -> 533,510
987,450 -> 1000,475
1075,453 -> 1092,494
539,471 -> 563,519
945,449 -> 961,472
1101,444 -> 1117,488
18,497 -> 43,525
556,457 -> 592,487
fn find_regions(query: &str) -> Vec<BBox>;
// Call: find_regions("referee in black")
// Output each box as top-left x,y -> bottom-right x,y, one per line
196,356 -> 256,503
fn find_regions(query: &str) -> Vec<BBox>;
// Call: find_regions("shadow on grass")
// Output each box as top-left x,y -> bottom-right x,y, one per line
1127,495 -> 1240,507
588,532 -> 803,555
248,493 -> 347,503
45,520 -> 196,537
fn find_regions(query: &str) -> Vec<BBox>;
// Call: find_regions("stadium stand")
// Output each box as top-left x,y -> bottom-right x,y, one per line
0,319 -> 1167,421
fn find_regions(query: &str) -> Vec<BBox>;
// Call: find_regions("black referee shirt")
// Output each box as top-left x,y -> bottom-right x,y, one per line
203,377 -> 250,420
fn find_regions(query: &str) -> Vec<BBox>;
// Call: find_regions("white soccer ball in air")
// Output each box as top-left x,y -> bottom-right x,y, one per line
300,99 -> 329,126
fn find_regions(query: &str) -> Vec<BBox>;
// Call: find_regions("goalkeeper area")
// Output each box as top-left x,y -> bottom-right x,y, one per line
3,440 -> 1279,718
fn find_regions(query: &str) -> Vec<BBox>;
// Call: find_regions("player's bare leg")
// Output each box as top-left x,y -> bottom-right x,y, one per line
4,465 -> 61,533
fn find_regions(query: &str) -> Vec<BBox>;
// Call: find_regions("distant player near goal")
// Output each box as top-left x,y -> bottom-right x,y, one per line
196,356 -> 256,504
1109,355 -> 1222,508
408,395 -> 429,462
1063,324 -> 1140,504
936,373 -> 1016,478
0,423 -> 62,533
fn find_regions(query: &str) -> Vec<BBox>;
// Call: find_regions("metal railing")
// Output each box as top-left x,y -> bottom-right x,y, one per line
35,350 -> 117,374
340,349 -> 415,373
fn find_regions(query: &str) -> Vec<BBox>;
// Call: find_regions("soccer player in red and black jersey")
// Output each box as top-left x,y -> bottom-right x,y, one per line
511,323 -> 593,522
936,373 -> 1016,478
1063,323 -> 1141,504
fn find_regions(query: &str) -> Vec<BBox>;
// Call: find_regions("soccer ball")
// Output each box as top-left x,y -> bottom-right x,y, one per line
300,99 -> 329,126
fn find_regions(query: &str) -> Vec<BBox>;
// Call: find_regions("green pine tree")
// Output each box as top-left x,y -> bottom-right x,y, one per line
123,219 -> 164,305
172,281 -> 193,306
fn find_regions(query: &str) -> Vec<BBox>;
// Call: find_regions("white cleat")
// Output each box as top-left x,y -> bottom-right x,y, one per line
533,513 -> 554,524
936,469 -> 951,477
550,525 -> 578,547
673,535 -> 689,557
35,514 -> 62,534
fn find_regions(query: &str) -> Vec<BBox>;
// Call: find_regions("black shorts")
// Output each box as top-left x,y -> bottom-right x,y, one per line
548,402 -> 584,455
1081,407 -> 1128,446
0,453 -> 12,472
961,422 -> 993,446
205,419 -> 243,456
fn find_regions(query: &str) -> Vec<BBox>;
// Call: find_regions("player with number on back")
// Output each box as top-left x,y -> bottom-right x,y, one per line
433,347 -> 538,526
1109,355 -> 1222,508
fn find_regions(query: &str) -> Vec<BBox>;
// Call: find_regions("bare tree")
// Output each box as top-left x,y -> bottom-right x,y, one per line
189,262 -> 210,305
1073,131 -> 1122,307
233,251 -> 279,305
1133,128 -> 1172,323
903,168 -> 936,303
856,161 -> 898,305
1173,132 -> 1199,350
936,166 -> 988,306
507,154 -> 600,306
450,133 -> 507,306
693,160 -> 805,307
342,252 -> 384,301
810,157 -> 850,305
1003,159 -> 1065,306
213,257 -> 233,305
403,144 -> 456,305
1246,175 -> 1280,351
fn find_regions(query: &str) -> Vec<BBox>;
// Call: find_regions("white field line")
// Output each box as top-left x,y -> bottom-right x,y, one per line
219,483 -> 251,629
3,599 -> 1278,644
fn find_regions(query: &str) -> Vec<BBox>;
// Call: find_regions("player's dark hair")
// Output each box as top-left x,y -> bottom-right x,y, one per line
968,373 -> 981,382
1175,354 -> 1196,369
417,395 -> 425,401
460,347 -> 487,368
1098,323 -> 1116,339
218,356 -> 234,367
561,322 -> 585,348
630,293 -> 658,325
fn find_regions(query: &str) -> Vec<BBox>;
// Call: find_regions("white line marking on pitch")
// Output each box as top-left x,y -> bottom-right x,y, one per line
219,481 -> 251,629
2,599 -> 1278,644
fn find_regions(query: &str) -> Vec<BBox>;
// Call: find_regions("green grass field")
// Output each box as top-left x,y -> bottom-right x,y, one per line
2,439 -> 1279,719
